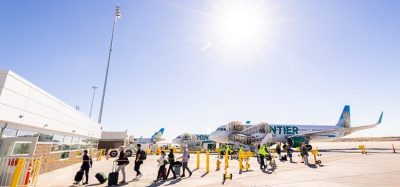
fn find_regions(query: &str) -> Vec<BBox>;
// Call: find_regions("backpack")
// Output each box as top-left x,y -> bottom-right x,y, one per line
140,150 -> 147,160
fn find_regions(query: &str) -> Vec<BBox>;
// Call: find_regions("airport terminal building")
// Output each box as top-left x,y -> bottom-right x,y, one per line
0,70 -> 102,173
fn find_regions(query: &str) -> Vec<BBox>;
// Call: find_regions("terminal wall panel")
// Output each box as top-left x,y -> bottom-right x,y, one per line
0,70 -> 102,139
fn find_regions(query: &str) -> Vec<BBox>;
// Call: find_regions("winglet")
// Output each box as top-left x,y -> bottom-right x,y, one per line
378,112 -> 384,124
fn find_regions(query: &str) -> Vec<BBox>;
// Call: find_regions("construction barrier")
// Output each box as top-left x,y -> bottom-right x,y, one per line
0,157 -> 42,187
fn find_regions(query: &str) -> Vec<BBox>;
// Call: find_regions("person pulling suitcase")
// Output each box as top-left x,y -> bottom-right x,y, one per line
74,150 -> 91,185
115,146 -> 129,184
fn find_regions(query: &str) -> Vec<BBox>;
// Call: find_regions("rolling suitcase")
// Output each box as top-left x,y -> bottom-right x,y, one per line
74,170 -> 84,183
108,162 -> 119,186
173,161 -> 182,177
95,172 -> 108,184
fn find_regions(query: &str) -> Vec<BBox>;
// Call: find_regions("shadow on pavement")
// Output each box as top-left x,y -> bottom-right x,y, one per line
164,178 -> 182,186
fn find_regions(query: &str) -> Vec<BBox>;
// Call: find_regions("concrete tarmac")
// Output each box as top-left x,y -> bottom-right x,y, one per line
37,141 -> 400,187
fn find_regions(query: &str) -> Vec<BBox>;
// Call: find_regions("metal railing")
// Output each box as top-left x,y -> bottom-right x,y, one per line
0,157 -> 42,187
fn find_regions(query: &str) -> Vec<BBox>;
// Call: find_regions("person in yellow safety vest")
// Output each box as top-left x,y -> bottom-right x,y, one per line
258,145 -> 267,170
226,145 -> 233,159
220,145 -> 225,159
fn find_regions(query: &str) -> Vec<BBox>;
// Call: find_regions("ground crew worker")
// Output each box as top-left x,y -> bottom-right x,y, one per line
226,145 -> 233,159
220,145 -> 225,159
300,143 -> 309,165
286,145 -> 293,163
276,143 -> 282,161
258,144 -> 267,170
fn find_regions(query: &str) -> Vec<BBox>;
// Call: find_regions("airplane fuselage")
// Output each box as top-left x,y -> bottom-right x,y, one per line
267,124 -> 340,142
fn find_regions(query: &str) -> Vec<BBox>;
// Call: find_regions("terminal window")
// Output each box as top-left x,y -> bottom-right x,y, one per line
12,142 -> 31,155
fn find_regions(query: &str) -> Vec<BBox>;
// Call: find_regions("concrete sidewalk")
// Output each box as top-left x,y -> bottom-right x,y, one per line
37,142 -> 400,187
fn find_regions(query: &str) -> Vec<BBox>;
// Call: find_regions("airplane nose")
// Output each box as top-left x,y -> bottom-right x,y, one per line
209,131 -> 220,142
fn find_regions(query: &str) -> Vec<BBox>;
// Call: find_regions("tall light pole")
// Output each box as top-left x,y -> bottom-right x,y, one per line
89,86 -> 98,118
98,5 -> 122,124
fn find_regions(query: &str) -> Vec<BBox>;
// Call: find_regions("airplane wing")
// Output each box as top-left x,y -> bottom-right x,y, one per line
291,112 -> 383,139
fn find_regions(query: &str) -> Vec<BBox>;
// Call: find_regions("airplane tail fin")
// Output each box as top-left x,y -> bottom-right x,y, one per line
337,105 -> 351,128
159,128 -> 165,135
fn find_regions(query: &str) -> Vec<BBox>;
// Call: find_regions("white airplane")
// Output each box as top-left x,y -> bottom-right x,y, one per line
134,128 -> 165,144
172,133 -> 212,145
209,106 -> 383,149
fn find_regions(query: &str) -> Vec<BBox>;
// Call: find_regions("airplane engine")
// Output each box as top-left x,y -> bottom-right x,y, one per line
287,136 -> 310,148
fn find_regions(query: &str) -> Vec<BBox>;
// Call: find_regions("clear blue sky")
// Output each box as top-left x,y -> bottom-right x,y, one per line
1,0 -> 399,140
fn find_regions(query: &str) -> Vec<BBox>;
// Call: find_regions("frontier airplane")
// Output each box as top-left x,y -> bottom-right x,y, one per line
209,105 -> 383,149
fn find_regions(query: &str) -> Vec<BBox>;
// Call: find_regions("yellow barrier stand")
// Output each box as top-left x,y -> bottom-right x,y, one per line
10,158 -> 25,187
223,150 -> 232,181
196,151 -> 200,169
157,146 -> 161,155
358,145 -> 367,154
311,147 -> 322,165
206,151 -> 210,173
97,149 -> 103,161
239,151 -> 252,172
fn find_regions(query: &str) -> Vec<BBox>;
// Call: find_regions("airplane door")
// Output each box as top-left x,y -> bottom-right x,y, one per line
0,137 -> 38,157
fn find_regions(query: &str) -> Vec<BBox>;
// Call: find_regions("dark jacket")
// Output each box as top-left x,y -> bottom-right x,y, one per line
168,152 -> 175,163
81,154 -> 90,169
135,149 -> 143,163
117,151 -> 129,165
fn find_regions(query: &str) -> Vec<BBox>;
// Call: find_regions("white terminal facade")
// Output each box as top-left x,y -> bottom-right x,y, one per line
0,70 -> 102,172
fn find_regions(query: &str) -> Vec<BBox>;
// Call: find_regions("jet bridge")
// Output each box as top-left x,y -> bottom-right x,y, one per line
227,121 -> 245,132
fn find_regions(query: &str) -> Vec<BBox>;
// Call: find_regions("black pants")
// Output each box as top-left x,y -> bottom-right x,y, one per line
157,165 -> 166,180
166,164 -> 176,178
134,161 -> 142,176
82,168 -> 89,183
259,155 -> 265,169
182,162 -> 192,176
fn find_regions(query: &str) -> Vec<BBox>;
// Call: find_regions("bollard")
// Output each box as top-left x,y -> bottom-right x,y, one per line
225,150 -> 229,169
196,151 -> 200,169
206,151 -> 210,173
10,158 -> 25,187
216,159 -> 221,171
393,144 -> 397,153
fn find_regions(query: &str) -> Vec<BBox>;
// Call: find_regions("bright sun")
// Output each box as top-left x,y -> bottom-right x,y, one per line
218,4 -> 261,45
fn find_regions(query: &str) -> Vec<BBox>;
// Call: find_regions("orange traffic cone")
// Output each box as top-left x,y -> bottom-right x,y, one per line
393,144 -> 397,153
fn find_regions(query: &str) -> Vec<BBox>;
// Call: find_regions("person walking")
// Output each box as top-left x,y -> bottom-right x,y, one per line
80,150 -> 91,185
115,146 -> 129,184
220,145 -> 225,159
301,143 -> 309,165
179,145 -> 192,177
258,144 -> 267,170
134,144 -> 144,180
286,145 -> 294,163
276,143 -> 282,161
154,151 -> 167,182
166,149 -> 177,179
